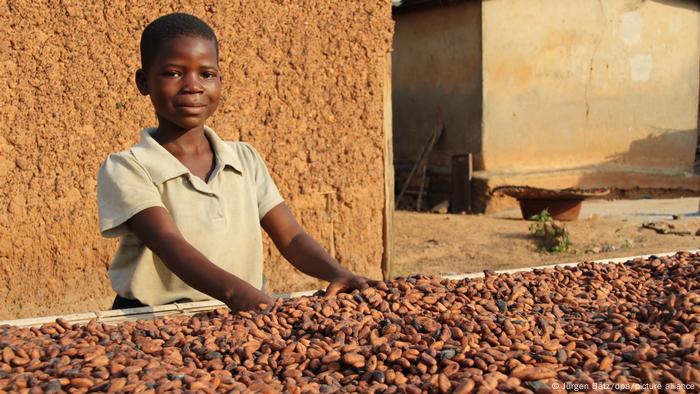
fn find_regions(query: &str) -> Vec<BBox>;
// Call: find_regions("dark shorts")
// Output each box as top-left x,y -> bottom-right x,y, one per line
111,295 -> 147,310
111,295 -> 193,310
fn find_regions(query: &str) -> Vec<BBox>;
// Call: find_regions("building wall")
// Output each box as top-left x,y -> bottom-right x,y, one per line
0,1 -> 393,319
481,0 -> 699,181
392,1 -> 482,170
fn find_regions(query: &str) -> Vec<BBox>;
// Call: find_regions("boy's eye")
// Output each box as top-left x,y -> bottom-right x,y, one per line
163,70 -> 181,77
202,71 -> 217,78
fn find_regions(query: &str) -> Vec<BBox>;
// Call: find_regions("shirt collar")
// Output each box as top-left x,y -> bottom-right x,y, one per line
130,126 -> 243,185
203,126 -> 244,174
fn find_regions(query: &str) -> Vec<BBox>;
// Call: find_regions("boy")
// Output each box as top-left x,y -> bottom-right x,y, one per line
97,13 -> 374,312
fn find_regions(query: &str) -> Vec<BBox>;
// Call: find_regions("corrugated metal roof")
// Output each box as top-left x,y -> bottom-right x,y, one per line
393,0 -> 470,7
395,0 -> 698,10
393,0 -> 472,12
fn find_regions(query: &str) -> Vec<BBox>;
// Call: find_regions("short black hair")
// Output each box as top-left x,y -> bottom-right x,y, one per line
140,13 -> 218,71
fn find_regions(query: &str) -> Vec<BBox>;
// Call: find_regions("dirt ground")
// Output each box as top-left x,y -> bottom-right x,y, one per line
393,209 -> 700,278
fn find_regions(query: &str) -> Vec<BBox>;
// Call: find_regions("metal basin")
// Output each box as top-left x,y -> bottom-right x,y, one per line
519,198 -> 583,221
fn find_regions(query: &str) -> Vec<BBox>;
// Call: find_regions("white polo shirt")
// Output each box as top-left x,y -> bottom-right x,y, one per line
97,126 -> 284,306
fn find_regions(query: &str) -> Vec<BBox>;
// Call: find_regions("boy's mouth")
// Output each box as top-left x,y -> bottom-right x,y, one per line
175,104 -> 208,115
175,102 -> 207,107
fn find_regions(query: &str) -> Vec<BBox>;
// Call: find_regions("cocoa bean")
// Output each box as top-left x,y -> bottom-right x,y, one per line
453,379 -> 475,394
342,353 -> 365,369
0,254 -> 696,392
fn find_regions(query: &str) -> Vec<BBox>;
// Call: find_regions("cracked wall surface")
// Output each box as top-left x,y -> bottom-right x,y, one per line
0,1 -> 393,319
481,0 -> 699,174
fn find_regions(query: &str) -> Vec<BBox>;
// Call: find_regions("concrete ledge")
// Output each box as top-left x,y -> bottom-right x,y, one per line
474,165 -> 700,188
472,166 -> 700,213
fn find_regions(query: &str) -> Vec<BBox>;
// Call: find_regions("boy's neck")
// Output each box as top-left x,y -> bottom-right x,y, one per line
152,123 -> 211,156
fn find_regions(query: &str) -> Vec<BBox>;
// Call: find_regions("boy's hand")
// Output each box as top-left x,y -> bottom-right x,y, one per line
325,273 -> 378,297
261,203 -> 379,298
225,286 -> 274,313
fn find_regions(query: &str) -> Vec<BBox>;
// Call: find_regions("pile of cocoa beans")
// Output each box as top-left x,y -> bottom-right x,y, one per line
1,252 -> 699,393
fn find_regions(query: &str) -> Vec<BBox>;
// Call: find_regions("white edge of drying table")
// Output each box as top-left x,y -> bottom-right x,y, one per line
2,249 -> 698,328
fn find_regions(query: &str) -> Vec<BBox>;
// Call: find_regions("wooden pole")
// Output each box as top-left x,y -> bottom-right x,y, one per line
450,153 -> 473,213
382,51 -> 395,281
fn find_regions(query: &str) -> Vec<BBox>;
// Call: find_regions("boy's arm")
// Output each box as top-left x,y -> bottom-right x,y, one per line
261,202 -> 377,296
126,207 -> 273,311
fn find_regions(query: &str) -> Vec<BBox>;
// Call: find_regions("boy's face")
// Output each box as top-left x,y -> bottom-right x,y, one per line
136,36 -> 221,131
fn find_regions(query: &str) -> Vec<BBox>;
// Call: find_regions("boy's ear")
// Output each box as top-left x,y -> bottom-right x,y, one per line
135,69 -> 149,96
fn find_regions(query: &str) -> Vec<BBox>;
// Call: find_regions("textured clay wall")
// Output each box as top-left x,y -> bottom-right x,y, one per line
392,2 -> 482,170
481,0 -> 700,174
0,1 -> 393,319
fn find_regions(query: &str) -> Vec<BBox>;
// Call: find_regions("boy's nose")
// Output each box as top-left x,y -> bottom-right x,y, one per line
181,73 -> 204,93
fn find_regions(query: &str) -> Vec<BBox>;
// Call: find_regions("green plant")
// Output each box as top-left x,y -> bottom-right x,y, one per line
528,209 -> 552,223
528,209 -> 572,253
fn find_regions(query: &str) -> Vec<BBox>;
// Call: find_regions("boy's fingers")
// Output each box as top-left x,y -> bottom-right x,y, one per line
356,276 -> 384,289
366,279 -> 381,287
326,276 -> 378,297
356,278 -> 369,290
325,282 -> 343,297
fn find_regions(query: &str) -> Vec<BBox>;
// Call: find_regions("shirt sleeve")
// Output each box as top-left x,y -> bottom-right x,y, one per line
244,144 -> 284,220
97,153 -> 166,238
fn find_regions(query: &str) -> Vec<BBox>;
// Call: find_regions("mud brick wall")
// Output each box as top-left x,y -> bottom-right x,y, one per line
0,1 -> 393,319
